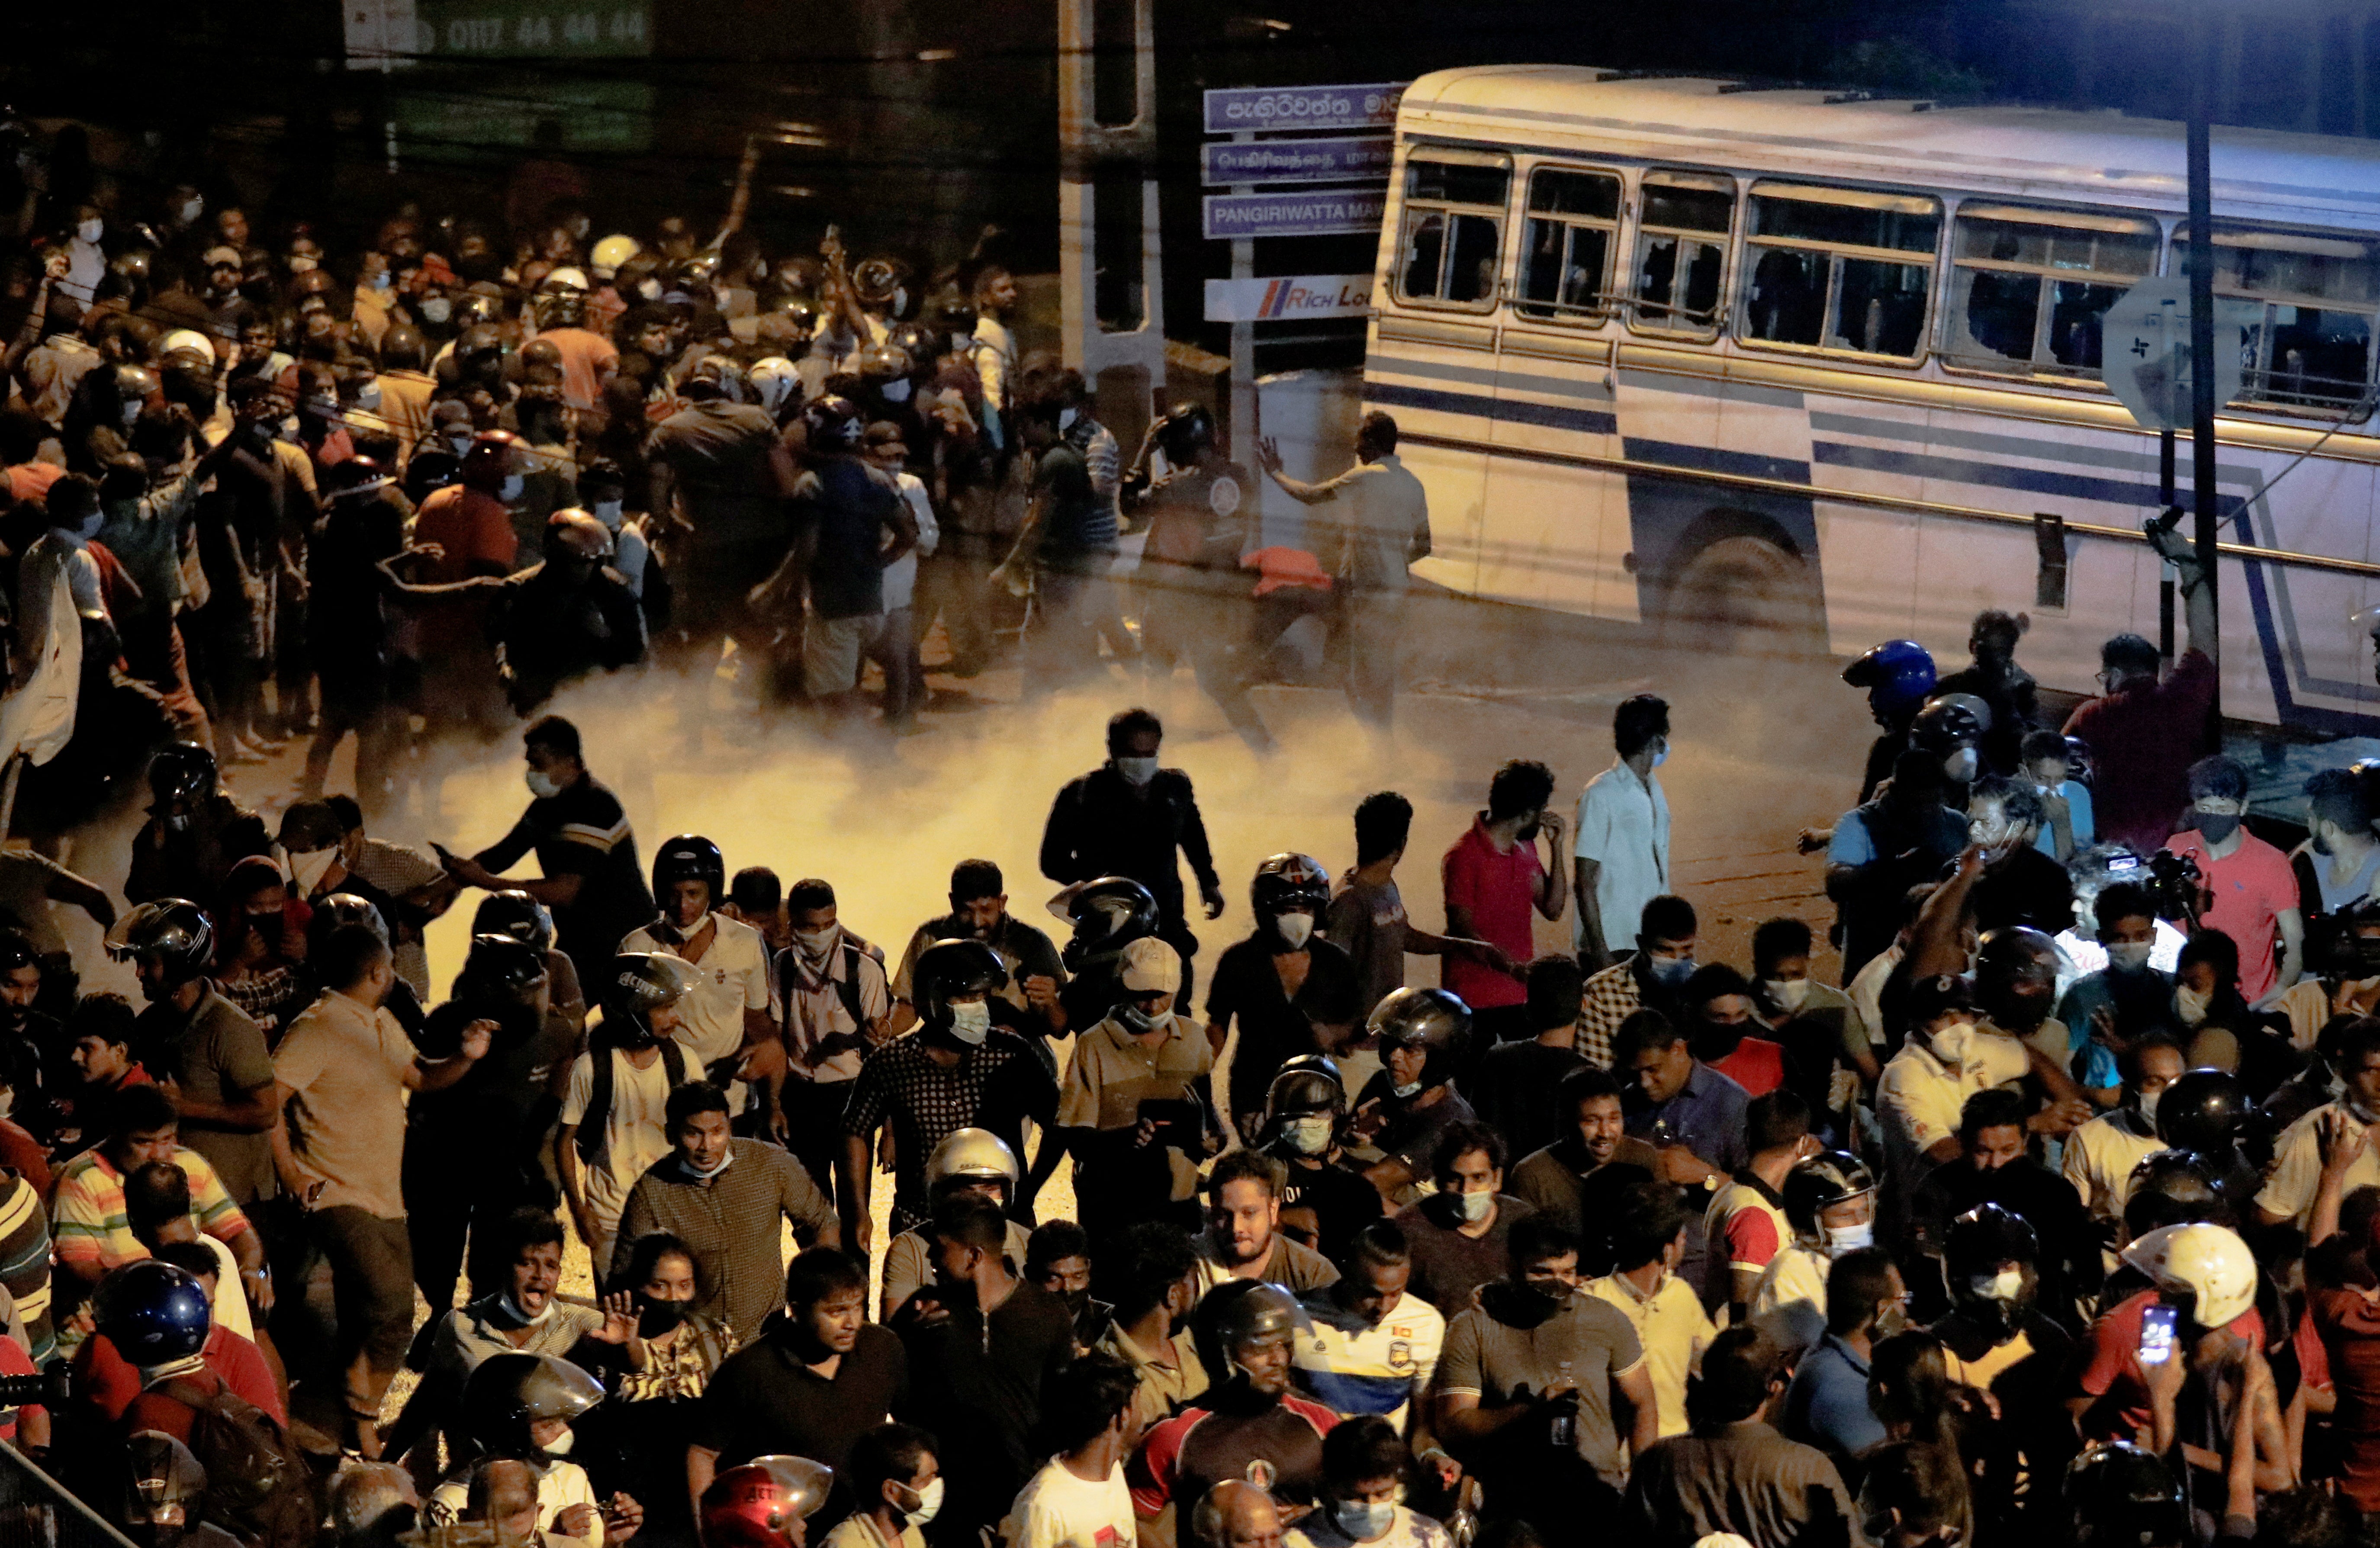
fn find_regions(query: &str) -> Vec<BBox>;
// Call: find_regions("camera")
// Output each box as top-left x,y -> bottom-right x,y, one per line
2144,850 -> 2204,927
0,1368 -> 72,1409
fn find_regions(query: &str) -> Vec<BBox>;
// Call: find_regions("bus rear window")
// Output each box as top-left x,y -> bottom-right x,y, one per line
1517,167 -> 1621,322
1396,155 -> 1511,311
1945,204 -> 2158,380
1740,183 -> 1941,360
2180,225 -> 2380,409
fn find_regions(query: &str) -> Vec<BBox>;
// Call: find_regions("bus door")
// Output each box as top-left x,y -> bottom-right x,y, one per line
1482,164 -> 1631,615
1365,148 -> 1511,597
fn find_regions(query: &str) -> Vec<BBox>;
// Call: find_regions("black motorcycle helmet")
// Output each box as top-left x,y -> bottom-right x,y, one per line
308,892 -> 390,949
1153,402 -> 1217,467
146,741 -> 217,808
92,1260 -> 211,1366
1368,987 -> 1470,1090
2062,1442 -> 2186,1548
2126,1149 -> 2222,1213
2155,1068 -> 2250,1158
1945,1202 -> 2038,1333
473,890 -> 555,955
801,394 -> 864,453
105,901 -> 215,981
1249,853 -> 1330,925
458,933 -> 550,1002
603,952 -> 697,1046
1061,877 -> 1159,971
652,834 -> 727,912
913,938 -> 1008,1034
461,1351 -> 604,1461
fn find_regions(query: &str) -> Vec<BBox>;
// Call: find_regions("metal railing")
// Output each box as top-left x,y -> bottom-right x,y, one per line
0,1443 -> 138,1548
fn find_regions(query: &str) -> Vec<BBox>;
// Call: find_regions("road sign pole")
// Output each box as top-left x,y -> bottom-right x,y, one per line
2158,426 -> 2177,659
1231,129 -> 1254,463
2187,6 -> 2221,725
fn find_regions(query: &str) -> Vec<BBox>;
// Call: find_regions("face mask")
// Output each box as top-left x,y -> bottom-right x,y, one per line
1873,1298 -> 1911,1339
1282,1115 -> 1334,1155
499,472 -> 526,503
525,768 -> 563,800
2107,940 -> 2156,972
288,848 -> 337,893
122,400 -> 144,427
948,999 -> 991,1045
368,271 -> 392,292
1515,820 -> 1542,843
2314,828 -> 2337,858
637,278 -> 663,301
1973,1268 -> 2026,1303
1823,1219 -> 1874,1256
164,811 -> 192,833
1114,755 -> 1160,786
2193,812 -> 2241,845
683,1146 -> 733,1179
540,1427 -> 576,1457
499,1292 -> 555,1327
448,434 -> 475,457
77,221 -> 102,244
1392,1078 -> 1423,1099
1650,744 -> 1668,769
794,925 -> 839,958
1275,911 -> 1314,949
1452,1189 -> 1495,1223
1334,1501 -> 1396,1541
666,911 -> 711,943
177,200 -> 203,224
895,1479 -> 944,1527
2175,984 -> 2212,1027
637,1296 -> 688,1338
1520,1280 -> 1574,1312
1117,1003 -> 1161,1036
1647,954 -> 1695,988
74,512 -> 104,541
2136,1088 -> 2162,1129
890,287 -> 909,316
420,297 -> 452,323
355,380 -> 382,411
288,255 -> 318,274
1944,747 -> 1981,785
1764,978 -> 1810,1013
279,415 -> 302,442
881,378 -> 912,403
592,499 -> 624,531
1928,1020 -> 1975,1068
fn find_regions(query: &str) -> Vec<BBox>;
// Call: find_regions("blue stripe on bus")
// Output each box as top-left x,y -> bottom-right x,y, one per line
1624,437 -> 1811,484
1811,440 -> 2249,519
1360,380 -> 1618,435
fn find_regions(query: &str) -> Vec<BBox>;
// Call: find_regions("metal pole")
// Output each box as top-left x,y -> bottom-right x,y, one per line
2187,5 -> 2222,727
1230,129 -> 1254,464
2158,425 -> 2176,659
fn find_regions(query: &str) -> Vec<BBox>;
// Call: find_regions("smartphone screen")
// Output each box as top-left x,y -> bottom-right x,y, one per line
2138,1303 -> 2179,1365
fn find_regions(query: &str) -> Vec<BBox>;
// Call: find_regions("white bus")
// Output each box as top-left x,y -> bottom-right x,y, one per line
1365,66 -> 2380,734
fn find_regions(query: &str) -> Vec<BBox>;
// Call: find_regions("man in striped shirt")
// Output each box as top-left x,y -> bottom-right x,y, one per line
49,1083 -> 269,1350
1291,1222 -> 1459,1490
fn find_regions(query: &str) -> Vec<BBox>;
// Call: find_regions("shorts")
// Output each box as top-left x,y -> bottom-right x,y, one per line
804,612 -> 882,696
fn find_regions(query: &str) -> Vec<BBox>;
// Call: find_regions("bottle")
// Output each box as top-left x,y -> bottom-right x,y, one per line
1549,1359 -> 1576,1447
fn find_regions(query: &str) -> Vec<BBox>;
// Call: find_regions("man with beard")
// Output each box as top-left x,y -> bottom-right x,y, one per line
1131,1281 -> 1341,1537
1962,776 -> 2075,936
621,835 -> 777,1095
1508,1067 -> 1659,1276
1909,1090 -> 2097,1329
1192,1149 -> 1339,1296
1925,1205 -> 2077,1540
1094,1221 -> 1208,1438
890,860 -> 1068,1041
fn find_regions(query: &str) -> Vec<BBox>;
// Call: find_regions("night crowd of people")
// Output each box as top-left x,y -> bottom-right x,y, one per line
0,129 -> 2377,1548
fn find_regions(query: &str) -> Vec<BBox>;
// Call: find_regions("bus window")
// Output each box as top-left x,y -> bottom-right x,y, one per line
1517,167 -> 1621,322
1631,171 -> 1733,338
2179,225 -> 2380,409
1741,182 -> 1940,360
1396,155 -> 1511,311
1945,204 -> 2157,380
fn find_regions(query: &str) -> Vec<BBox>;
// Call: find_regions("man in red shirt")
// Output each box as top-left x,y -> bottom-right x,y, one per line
531,290 -> 618,417
397,431 -> 521,736
1441,760 -> 1569,1043
73,1240 -> 283,1427
2062,528 -> 2217,853
1678,965 -> 1787,1098
2164,754 -> 2303,1002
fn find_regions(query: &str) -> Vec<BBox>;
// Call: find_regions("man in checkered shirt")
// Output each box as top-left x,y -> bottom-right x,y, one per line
1577,894 -> 1700,1068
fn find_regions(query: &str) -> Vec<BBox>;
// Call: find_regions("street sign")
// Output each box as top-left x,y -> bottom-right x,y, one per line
1203,190 -> 1388,241
1204,275 -> 1374,322
1201,136 -> 1392,187
344,0 -> 418,67
1203,83 -> 1406,135
2102,275 -> 2259,431
396,0 -> 652,59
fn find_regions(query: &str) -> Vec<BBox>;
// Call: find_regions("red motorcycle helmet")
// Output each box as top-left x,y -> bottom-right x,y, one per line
700,1457 -> 834,1548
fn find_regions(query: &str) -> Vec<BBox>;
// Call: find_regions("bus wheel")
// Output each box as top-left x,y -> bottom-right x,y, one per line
1659,534 -> 1823,652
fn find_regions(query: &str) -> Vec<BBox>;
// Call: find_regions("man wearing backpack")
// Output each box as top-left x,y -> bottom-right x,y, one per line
271,924 -> 492,1457
556,953 -> 700,1265
92,1260 -> 315,1548
765,877 -> 891,1205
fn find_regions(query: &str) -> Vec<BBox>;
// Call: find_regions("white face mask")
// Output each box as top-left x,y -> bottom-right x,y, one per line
1823,1219 -> 1874,1256
1451,1188 -> 1495,1223
881,377 -> 912,403
76,220 -> 102,244
592,499 -> 624,531
355,380 -> 382,412
1281,1115 -> 1334,1155
288,848 -> 337,893
1974,1268 -> 2025,1303
368,271 -> 392,292
1275,911 -> 1314,949
288,255 -> 318,274
540,1426 -> 576,1457
419,297 -> 452,323
794,925 -> 840,959
948,999 -> 991,1044
279,415 -> 302,442
122,400 -> 143,427
1392,1079 -> 1423,1099
524,768 -> 563,800
499,472 -> 526,503
1113,755 -> 1160,786
73,511 -> 104,541
2137,1088 -> 2163,1128
1764,978 -> 1810,1013
499,1292 -> 555,1326
2107,941 -> 2156,972
1927,1020 -> 1976,1068
898,1478 -> 944,1526
889,287 -> 909,317
1944,747 -> 1981,785
177,200 -> 203,224
2175,985 -> 2212,1027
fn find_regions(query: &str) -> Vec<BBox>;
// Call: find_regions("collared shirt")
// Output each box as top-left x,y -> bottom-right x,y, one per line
1584,1270 -> 1715,1438
890,912 -> 1068,1016
1705,1175 -> 1791,1291
1746,1244 -> 1829,1356
1192,1230 -> 1341,1297
1875,1032 -> 2032,1197
131,985 -> 277,1204
622,912 -> 772,1068
2165,828 -> 2299,1001
51,1145 -> 252,1273
2261,1099 -> 2380,1227
1623,1061 -> 1749,1176
272,987 -> 414,1219
1782,1332 -> 1886,1463
1057,1013 -> 1213,1133
2062,1107 -> 2167,1236
608,1137 -> 838,1339
1441,1285 -> 1646,1490
1094,1317 -> 1209,1438
1579,957 -> 1652,1070
841,1028 -> 1055,1231
1292,1286 -> 1446,1429
1300,453 -> 1429,594
1441,815 -> 1541,1011
1623,1420 -> 1860,1548
775,934 -> 891,1084
1572,759 -> 1670,957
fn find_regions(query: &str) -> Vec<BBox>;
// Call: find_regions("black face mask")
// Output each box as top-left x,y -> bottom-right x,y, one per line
1515,820 -> 1541,843
2193,812 -> 2242,846
1057,1286 -> 1093,1322
637,1296 -> 688,1337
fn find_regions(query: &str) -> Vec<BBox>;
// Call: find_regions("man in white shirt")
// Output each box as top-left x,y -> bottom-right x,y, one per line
620,835 -> 775,1090
1000,1349 -> 1140,1548
2258,1016 -> 2380,1229
1285,1416 -> 1451,1548
556,952 -> 698,1265
1571,695 -> 1672,972
1874,976 -> 2031,1231
2062,1034 -> 2184,1255
862,422 -> 939,731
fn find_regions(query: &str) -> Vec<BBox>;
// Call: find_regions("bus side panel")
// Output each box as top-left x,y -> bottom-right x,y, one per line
1364,327 -> 1496,597
1482,354 -> 1627,614
2226,454 -> 2380,735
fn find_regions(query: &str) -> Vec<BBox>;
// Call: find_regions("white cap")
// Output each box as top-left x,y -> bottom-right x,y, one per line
1119,936 -> 1180,995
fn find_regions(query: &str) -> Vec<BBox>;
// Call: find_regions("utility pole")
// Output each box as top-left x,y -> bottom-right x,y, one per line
1058,0 -> 1166,433
2186,1 -> 2221,727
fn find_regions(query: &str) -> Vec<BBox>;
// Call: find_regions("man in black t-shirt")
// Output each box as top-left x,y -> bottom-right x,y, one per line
436,715 -> 654,991
1962,776 -> 2075,937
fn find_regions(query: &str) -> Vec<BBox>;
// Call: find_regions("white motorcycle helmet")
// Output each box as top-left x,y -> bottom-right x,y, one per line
2119,1222 -> 2258,1328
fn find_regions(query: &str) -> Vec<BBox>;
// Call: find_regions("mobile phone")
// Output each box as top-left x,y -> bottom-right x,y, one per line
2138,1303 -> 2179,1365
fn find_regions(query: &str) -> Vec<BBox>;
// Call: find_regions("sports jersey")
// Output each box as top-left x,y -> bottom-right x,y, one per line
1291,1288 -> 1446,1429
1705,1175 -> 1791,1289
